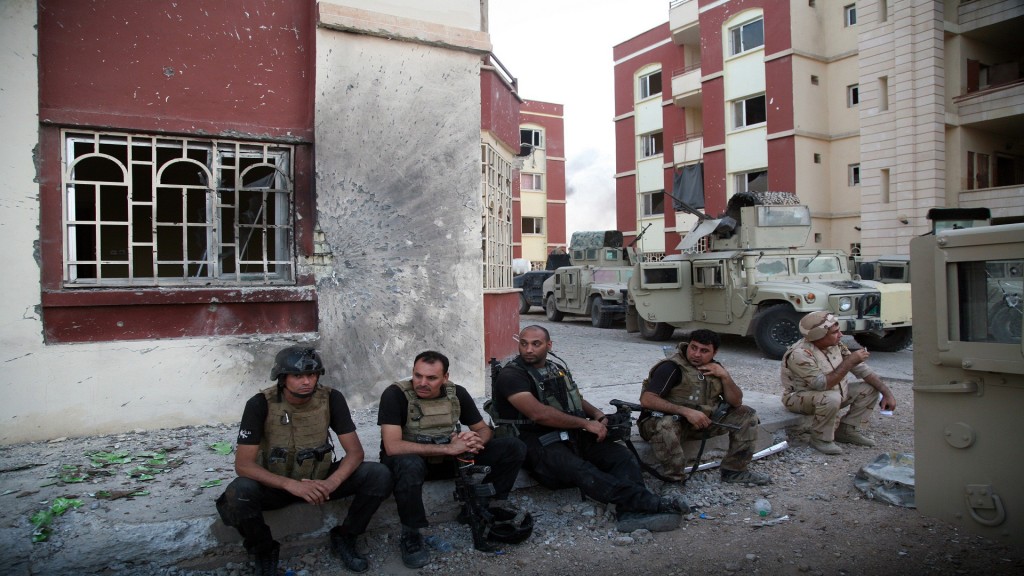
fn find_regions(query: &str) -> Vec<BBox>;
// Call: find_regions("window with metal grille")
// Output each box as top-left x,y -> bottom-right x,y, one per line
62,130 -> 294,287
729,17 -> 764,56
482,143 -> 513,290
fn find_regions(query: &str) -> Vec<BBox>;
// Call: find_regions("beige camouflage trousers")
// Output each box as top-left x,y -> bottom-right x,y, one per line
782,380 -> 876,442
638,405 -> 759,481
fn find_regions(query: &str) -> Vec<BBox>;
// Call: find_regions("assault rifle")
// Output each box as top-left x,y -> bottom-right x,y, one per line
609,398 -> 737,485
454,452 -> 499,552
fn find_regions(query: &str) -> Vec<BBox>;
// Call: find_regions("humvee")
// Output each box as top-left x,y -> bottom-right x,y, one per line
911,211 -> 1023,545
541,230 -> 635,328
626,192 -> 913,359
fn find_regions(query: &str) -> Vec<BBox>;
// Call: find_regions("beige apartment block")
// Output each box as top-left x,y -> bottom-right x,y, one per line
858,0 -> 1024,258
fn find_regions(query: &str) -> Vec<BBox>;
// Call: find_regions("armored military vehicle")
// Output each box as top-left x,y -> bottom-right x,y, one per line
541,230 -> 636,328
626,192 -> 912,359
514,251 -> 572,314
911,210 -> 1023,546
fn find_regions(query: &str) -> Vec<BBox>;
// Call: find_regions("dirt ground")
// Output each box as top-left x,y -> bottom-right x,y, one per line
2,316 -> 1023,575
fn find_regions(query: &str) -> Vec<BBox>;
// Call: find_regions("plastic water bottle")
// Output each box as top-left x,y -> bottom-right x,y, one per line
754,498 -> 772,518
424,534 -> 453,552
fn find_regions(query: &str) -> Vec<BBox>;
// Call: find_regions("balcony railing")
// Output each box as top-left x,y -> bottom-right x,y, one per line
672,133 -> 703,165
954,79 -> 1024,126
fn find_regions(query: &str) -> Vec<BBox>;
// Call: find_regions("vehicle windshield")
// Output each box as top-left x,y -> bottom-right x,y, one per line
593,269 -> 633,283
796,256 -> 842,274
754,257 -> 790,278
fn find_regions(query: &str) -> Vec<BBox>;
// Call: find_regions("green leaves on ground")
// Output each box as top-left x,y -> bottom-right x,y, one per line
209,441 -> 233,455
199,479 -> 223,489
30,497 -> 83,543
87,451 -> 132,467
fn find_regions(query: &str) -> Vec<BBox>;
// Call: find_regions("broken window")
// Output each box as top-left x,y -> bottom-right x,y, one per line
733,95 -> 766,128
639,70 -> 662,100
62,131 -> 294,287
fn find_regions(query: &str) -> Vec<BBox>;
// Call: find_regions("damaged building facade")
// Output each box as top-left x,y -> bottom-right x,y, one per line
0,0 -> 523,444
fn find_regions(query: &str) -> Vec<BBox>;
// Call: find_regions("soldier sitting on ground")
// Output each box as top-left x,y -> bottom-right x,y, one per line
378,350 -> 527,569
638,329 -> 770,485
780,311 -> 897,455
216,346 -> 392,575
491,325 -> 687,533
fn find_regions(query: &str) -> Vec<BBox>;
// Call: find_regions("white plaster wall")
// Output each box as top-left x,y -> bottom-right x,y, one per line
313,30 -> 485,407
340,0 -> 480,30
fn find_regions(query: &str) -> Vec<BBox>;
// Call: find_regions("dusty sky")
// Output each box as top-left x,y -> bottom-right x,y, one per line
488,0 -> 669,240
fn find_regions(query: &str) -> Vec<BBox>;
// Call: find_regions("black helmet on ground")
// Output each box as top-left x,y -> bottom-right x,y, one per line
270,346 -> 325,380
484,504 -> 533,544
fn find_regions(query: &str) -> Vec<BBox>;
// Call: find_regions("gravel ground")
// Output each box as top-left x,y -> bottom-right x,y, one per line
2,315 -> 1022,575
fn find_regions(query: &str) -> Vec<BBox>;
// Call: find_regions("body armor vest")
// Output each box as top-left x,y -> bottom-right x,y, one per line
258,385 -> 333,480
491,357 -> 585,436
397,379 -> 461,443
644,343 -> 724,416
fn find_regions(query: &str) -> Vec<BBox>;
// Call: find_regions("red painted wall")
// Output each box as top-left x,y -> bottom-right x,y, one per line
519,100 -> 566,250
483,292 -> 520,364
36,0 -> 318,343
481,65 -> 522,150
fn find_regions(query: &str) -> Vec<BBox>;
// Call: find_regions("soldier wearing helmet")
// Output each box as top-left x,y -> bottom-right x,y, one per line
780,312 -> 897,455
216,346 -> 393,575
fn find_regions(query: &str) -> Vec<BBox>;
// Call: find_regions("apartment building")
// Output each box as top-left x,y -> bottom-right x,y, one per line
515,100 -> 568,269
615,0 -> 1022,260
615,0 -> 863,257
858,0 -> 1024,256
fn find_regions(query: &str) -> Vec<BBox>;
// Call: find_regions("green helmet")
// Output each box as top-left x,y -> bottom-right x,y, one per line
270,346 -> 325,380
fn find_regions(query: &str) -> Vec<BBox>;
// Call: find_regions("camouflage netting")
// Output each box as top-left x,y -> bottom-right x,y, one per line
723,191 -> 800,223
569,230 -> 624,250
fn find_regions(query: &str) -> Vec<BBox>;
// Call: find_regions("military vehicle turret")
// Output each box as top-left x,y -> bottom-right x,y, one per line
541,230 -> 637,328
626,192 -> 913,358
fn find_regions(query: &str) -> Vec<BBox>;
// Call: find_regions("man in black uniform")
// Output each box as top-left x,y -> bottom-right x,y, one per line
216,346 -> 392,575
378,350 -> 526,568
491,325 -> 685,533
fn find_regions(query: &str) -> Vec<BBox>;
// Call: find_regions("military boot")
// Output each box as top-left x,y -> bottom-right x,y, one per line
835,423 -> 876,447
399,527 -> 430,569
253,540 -> 280,576
330,526 -> 369,573
810,437 -> 844,455
616,510 -> 681,533
721,469 -> 772,485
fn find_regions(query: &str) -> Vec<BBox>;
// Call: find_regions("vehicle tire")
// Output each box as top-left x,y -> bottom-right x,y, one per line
753,304 -> 803,360
989,306 -> 1022,343
853,326 -> 913,352
545,295 -> 564,322
518,293 -> 531,315
590,297 -> 614,329
638,318 -> 674,341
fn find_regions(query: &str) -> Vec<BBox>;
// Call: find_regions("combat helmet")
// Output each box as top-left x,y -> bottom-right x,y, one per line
270,346 -> 325,380
484,503 -> 534,544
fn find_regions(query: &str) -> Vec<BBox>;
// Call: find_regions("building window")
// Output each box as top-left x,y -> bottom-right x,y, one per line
844,4 -> 857,26
878,76 -> 889,111
640,132 -> 664,158
521,173 -> 543,191
520,128 -> 543,149
811,75 -> 819,85
732,95 -> 767,129
729,17 -> 764,55
880,168 -> 891,203
482,143 -> 514,290
735,170 -> 768,193
639,70 -> 662,100
641,191 -> 665,216
849,163 -> 861,186
522,217 -> 545,235
879,0 -> 888,22
62,130 -> 294,287
847,84 -> 859,107
967,151 -> 990,190
814,153 -> 822,164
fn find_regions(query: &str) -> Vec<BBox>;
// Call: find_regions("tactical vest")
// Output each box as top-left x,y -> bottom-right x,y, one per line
258,385 -> 333,480
396,379 -> 461,443
644,342 -> 724,416
489,356 -> 585,437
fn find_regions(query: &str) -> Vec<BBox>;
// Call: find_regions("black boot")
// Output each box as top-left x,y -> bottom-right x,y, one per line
330,526 -> 369,573
399,526 -> 430,569
253,540 -> 280,576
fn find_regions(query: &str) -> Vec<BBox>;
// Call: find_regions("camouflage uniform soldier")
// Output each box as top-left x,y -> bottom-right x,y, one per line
781,311 -> 897,455
638,329 -> 770,485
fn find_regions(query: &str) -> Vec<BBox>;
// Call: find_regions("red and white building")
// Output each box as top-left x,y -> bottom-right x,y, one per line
515,100 -> 568,268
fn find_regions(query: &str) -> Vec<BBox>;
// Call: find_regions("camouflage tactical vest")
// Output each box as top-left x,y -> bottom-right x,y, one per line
644,342 -> 724,416
396,379 -> 461,443
258,385 -> 333,480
